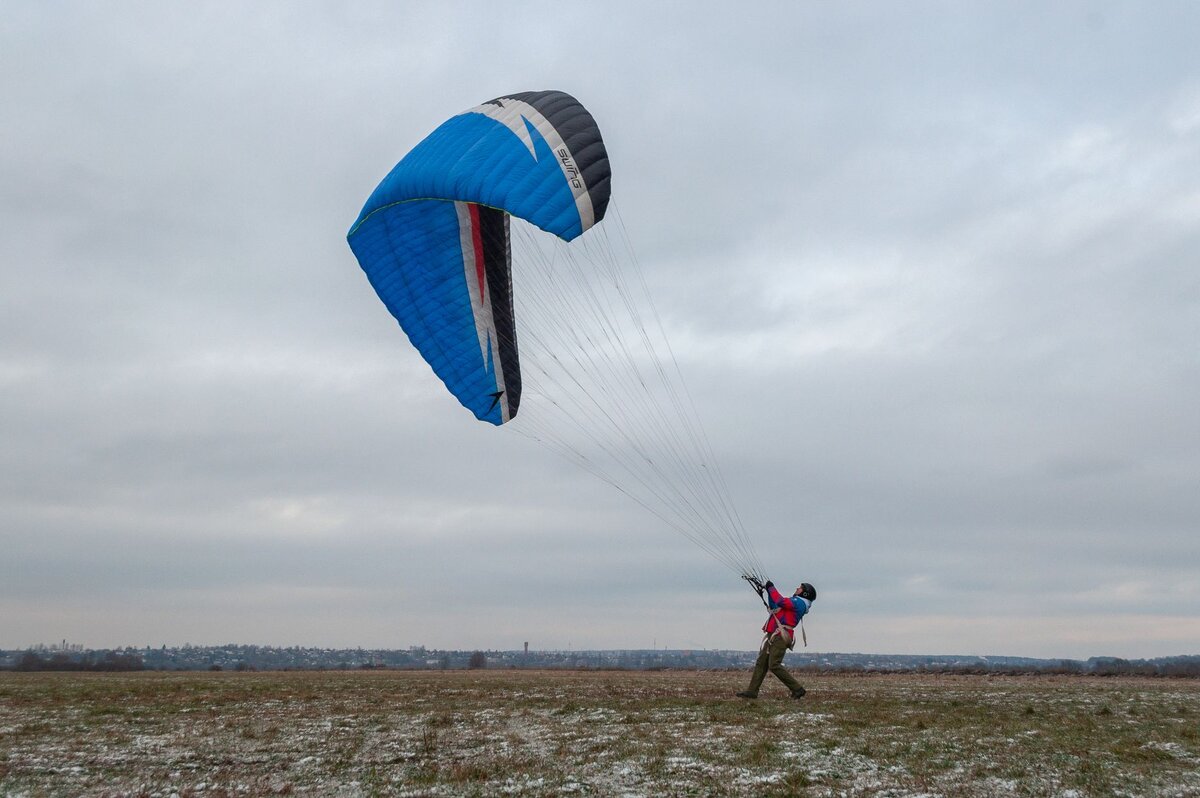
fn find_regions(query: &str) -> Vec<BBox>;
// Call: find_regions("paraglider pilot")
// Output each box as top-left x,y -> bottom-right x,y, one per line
737,578 -> 816,699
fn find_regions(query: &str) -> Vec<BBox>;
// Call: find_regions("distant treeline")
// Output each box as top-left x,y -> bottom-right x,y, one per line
1087,659 -> 1200,678
11,650 -> 145,672
5,649 -> 1199,677
793,659 -> 1200,678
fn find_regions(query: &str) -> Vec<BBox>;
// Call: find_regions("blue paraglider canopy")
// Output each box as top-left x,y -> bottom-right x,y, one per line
347,91 -> 611,424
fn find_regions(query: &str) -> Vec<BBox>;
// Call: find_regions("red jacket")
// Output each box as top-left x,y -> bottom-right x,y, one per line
762,583 -> 810,636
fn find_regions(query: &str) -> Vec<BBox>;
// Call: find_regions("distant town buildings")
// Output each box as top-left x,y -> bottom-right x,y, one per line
2,643 -> 1198,675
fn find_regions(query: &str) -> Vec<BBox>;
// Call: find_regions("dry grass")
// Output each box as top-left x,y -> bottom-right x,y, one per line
1,669 -> 1198,796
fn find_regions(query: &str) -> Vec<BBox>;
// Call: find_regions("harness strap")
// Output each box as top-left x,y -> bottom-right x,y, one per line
768,607 -> 798,650
783,599 -> 810,648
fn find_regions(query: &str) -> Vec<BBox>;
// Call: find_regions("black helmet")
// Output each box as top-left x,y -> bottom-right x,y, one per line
796,583 -> 817,601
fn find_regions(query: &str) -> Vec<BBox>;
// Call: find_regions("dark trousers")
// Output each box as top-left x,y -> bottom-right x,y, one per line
744,633 -> 802,696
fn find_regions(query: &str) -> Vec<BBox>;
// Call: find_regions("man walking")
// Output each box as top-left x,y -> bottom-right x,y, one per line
737,580 -> 816,699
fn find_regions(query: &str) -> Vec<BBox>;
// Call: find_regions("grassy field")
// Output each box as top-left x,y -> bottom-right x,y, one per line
1,669 -> 1198,797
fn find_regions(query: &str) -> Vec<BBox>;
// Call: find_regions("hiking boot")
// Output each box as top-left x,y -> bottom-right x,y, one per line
736,691 -> 758,699
791,687 -> 806,699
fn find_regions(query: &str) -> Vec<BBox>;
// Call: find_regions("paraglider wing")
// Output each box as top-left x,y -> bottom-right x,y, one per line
347,90 -> 611,424
346,91 -> 765,582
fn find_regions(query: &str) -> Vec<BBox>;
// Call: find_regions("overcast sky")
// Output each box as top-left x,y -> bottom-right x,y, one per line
3,2 -> 1198,660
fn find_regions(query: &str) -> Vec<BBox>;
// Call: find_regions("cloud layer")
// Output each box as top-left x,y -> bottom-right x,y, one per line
2,2 -> 1198,658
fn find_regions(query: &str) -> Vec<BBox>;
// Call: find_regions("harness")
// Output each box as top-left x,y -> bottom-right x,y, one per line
764,604 -> 806,650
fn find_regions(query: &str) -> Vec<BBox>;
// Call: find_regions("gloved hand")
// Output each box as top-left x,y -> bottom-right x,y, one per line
763,580 -> 774,592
